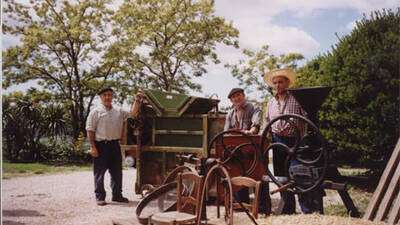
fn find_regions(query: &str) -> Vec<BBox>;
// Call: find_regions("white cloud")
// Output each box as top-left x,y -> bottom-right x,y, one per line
276,0 -> 398,17
266,26 -> 320,54
195,0 -> 398,104
239,24 -> 320,55
214,0 -> 321,56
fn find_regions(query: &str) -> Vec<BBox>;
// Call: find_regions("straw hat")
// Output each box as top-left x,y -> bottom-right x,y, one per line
264,68 -> 296,87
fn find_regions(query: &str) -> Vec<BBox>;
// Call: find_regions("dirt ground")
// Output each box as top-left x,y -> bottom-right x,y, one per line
2,168 -> 378,225
3,169 -> 141,225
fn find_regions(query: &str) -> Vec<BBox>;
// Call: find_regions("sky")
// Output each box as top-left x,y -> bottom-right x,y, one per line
2,0 -> 399,107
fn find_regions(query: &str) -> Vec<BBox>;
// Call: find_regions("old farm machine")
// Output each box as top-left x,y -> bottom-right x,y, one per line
127,87 -> 359,224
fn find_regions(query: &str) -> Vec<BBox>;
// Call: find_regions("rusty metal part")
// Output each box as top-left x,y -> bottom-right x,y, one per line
207,130 -> 261,176
270,181 -> 295,195
176,154 -> 200,165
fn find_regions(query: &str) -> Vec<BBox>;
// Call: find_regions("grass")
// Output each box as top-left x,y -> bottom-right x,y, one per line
324,166 -> 374,217
338,167 -> 369,177
324,186 -> 373,217
2,162 -> 91,179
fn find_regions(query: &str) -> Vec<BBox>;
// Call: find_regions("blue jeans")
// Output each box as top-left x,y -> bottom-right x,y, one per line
272,134 -> 324,214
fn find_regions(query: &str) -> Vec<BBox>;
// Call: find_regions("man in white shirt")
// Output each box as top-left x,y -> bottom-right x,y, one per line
86,87 -> 142,206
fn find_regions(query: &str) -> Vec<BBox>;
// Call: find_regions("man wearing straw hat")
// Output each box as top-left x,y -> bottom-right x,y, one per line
264,68 -> 323,214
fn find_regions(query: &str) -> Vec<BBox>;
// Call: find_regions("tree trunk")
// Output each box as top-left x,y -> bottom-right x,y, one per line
78,92 -> 86,138
70,106 -> 80,140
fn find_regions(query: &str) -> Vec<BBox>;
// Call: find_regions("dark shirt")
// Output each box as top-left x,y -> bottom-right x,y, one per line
224,102 -> 262,131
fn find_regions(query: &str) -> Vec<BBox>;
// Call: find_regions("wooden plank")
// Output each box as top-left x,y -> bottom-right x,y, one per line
364,138 -> 400,220
388,190 -> 400,225
155,130 -> 203,135
202,115 -> 208,157
152,119 -> 156,145
121,145 -> 203,154
322,181 -> 347,191
161,151 -> 167,183
135,125 -> 143,195
178,97 -> 197,117
374,161 -> 400,221
338,190 -> 360,217
326,166 -> 360,217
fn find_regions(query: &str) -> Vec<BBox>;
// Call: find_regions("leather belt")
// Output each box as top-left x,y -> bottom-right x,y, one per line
95,139 -> 119,144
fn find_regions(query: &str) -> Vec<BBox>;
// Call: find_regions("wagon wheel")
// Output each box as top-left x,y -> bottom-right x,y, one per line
163,165 -> 197,185
199,163 -> 234,225
207,130 -> 260,176
260,114 -> 328,194
136,177 -> 196,225
136,182 -> 178,224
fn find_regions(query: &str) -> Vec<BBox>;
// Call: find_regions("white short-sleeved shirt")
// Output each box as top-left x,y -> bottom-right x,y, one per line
86,104 -> 130,141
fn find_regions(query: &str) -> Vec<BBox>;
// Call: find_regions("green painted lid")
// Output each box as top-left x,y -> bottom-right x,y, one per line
144,90 -> 219,117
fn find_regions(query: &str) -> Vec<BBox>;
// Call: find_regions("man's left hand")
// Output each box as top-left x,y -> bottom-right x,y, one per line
243,130 -> 252,135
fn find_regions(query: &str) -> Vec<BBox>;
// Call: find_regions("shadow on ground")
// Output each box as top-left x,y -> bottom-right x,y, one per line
3,221 -> 26,225
3,209 -> 45,217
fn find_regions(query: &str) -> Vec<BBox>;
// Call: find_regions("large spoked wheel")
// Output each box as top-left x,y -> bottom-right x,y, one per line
260,114 -> 328,194
207,130 -> 261,176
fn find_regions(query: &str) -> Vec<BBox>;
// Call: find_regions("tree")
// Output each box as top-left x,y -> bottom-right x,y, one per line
113,0 -> 239,94
296,9 -> 400,171
226,45 -> 304,99
3,0 -> 121,139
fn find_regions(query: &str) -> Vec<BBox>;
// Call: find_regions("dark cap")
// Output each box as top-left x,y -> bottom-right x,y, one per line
98,87 -> 114,95
228,88 -> 244,98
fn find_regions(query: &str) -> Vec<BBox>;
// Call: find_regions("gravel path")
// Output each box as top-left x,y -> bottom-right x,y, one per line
3,168 -> 346,225
3,169 -> 141,225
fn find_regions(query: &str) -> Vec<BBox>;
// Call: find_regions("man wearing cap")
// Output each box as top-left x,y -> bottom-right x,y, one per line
224,88 -> 261,134
264,68 -> 323,214
224,88 -> 263,209
86,87 -> 142,206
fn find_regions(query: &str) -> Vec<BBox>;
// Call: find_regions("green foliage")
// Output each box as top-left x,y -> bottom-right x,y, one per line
44,135 -> 91,163
113,0 -> 239,94
226,45 -> 304,99
3,0 -> 240,137
2,90 -> 71,162
296,9 -> 400,171
3,0 -> 121,138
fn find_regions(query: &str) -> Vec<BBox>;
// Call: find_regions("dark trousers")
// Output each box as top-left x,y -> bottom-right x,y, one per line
93,140 -> 123,201
234,188 -> 250,204
272,134 -> 323,214
235,185 -> 271,214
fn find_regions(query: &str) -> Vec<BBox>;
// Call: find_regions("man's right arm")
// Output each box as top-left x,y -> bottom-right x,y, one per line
87,130 -> 99,157
86,110 -> 99,157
